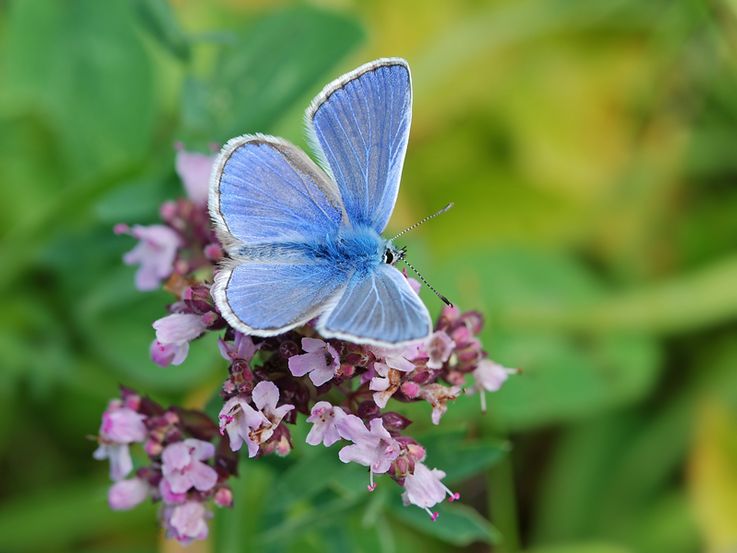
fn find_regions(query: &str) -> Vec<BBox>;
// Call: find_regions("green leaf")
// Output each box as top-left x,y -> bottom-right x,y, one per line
2,0 -> 157,180
0,478 -> 156,552
388,498 -> 499,546
134,0 -> 191,61
418,430 -> 509,484
267,446 -> 346,511
181,5 -> 364,142
215,461 -> 275,553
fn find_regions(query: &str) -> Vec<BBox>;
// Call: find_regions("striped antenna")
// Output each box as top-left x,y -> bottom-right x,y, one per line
390,203 -> 454,241
402,259 -> 453,307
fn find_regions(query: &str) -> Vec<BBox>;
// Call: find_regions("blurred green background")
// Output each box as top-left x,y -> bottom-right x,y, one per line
2,0 -> 737,551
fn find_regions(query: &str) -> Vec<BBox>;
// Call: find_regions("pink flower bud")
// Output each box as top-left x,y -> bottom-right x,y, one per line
214,487 -> 233,508
400,381 -> 420,399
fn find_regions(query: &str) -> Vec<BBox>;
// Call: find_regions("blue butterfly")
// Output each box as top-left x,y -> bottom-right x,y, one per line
209,58 -> 444,347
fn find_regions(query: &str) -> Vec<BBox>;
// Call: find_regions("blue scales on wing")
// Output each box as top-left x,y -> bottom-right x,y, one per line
214,259 -> 347,335
307,59 -> 412,234
318,264 -> 432,345
210,134 -> 345,251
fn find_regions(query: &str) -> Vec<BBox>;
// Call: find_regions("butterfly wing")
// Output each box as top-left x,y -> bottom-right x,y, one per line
306,58 -> 411,233
318,264 -> 432,346
209,133 -> 346,254
209,134 -> 350,335
213,259 -> 347,336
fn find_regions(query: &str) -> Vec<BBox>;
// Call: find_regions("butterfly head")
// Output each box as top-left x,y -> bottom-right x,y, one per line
383,243 -> 407,265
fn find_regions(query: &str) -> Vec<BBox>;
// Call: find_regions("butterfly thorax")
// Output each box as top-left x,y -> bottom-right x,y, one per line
235,226 -> 400,276
307,225 -> 390,277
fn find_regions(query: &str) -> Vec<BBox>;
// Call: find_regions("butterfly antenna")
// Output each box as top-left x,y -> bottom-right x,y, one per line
390,203 -> 454,241
402,259 -> 453,307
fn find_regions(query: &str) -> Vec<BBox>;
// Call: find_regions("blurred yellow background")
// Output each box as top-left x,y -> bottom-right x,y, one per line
1,0 -> 737,552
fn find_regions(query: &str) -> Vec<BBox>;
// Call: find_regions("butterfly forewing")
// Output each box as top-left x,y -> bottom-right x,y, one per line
210,134 -> 345,253
306,59 -> 412,234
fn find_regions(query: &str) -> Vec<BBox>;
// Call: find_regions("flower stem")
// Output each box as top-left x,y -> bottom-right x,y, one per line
488,452 -> 520,552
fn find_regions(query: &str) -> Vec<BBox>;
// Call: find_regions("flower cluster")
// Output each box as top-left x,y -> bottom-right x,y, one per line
93,388 -> 236,544
97,145 -> 516,543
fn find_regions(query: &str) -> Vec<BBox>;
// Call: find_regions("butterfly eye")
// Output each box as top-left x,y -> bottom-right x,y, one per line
383,249 -> 395,265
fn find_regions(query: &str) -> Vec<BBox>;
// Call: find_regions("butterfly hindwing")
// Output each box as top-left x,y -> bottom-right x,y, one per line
209,134 -> 345,253
318,264 -> 432,345
306,58 -> 412,234
213,259 -> 347,336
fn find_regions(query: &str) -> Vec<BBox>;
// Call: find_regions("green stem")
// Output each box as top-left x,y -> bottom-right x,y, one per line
488,452 -> 520,552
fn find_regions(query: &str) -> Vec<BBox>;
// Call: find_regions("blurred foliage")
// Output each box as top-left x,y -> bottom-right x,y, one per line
1,0 -> 737,551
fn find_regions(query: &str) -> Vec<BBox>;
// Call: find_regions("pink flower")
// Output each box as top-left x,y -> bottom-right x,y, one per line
175,145 -> 216,205
418,384 -> 461,425
305,401 -> 343,446
218,381 -> 294,457
218,396 -> 266,453
370,366 -> 402,409
150,340 -> 188,367
370,345 -> 417,373
218,331 -> 258,362
108,478 -> 149,510
401,462 -> 459,520
93,443 -> 134,482
471,359 -> 514,412
165,501 -> 210,543
408,277 -> 421,295
94,400 -> 147,481
159,478 -> 187,504
288,338 -> 340,386
151,313 -> 209,367
425,331 -> 455,369
100,401 -> 147,443
121,224 -> 181,291
336,414 -> 400,490
161,439 -> 218,495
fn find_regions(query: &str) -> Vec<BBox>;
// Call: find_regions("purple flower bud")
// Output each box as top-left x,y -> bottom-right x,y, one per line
381,412 -> 412,432
357,400 -> 381,420
279,339 -> 300,359
160,201 -> 178,222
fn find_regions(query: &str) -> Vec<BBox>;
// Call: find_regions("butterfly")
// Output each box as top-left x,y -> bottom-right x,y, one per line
209,57 -> 444,347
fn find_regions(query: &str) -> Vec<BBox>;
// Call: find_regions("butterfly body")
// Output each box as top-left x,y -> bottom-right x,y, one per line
209,58 -> 433,347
